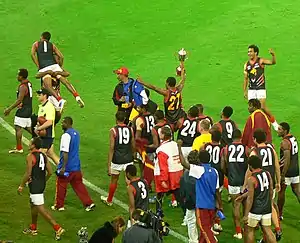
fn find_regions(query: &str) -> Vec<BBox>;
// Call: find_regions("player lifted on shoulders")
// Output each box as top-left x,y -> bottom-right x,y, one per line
277,122 -> 300,220
243,45 -> 278,130
137,62 -> 186,127
31,31 -> 84,109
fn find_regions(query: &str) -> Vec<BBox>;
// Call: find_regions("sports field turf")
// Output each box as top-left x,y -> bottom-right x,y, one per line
1,0 -> 300,242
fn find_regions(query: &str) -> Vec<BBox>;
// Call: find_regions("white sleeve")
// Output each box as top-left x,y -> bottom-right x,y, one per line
140,89 -> 149,105
189,164 -> 205,179
60,133 -> 71,152
214,169 -> 220,189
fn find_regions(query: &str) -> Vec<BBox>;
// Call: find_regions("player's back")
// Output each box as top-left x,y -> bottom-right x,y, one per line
177,116 -> 200,147
35,40 -> 57,69
251,169 -> 272,215
218,119 -> 237,147
129,178 -> 149,211
16,80 -> 33,118
280,134 -> 299,177
139,113 -> 155,145
112,125 -> 134,164
226,142 -> 248,186
29,151 -> 47,194
204,142 -> 223,185
254,145 -> 276,186
198,115 -> 213,127
164,88 -> 184,124
153,121 -> 173,144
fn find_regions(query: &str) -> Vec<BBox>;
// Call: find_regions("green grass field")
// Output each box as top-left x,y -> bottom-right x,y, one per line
1,0 -> 300,242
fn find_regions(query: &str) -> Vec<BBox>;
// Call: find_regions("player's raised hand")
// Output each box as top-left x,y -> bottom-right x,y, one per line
269,48 -> 275,56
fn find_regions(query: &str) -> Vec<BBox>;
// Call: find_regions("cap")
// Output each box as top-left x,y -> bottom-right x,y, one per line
113,67 -> 129,76
36,88 -> 50,96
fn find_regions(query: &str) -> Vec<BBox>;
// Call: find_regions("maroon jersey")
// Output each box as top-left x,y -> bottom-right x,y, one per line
245,58 -> 266,90
164,88 -> 184,124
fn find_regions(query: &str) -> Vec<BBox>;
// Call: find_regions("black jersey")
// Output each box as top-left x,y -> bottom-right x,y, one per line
16,80 -> 33,118
218,119 -> 237,147
129,178 -> 149,211
152,121 -> 173,145
177,117 -> 200,147
198,115 -> 213,127
204,143 -> 224,186
251,169 -> 272,215
164,88 -> 184,124
254,146 -> 276,186
35,40 -> 57,69
226,142 -> 248,186
245,58 -> 266,90
29,151 -> 47,194
139,113 -> 155,145
112,125 -> 134,164
280,135 -> 299,177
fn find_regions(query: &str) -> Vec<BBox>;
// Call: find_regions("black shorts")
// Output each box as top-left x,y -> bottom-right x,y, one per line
41,137 -> 54,150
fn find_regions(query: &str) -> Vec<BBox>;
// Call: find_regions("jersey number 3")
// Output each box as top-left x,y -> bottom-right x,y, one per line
138,181 -> 147,199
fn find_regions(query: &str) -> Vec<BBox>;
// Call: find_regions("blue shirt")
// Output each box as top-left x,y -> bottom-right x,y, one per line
123,79 -> 147,106
58,128 -> 81,172
189,164 -> 219,210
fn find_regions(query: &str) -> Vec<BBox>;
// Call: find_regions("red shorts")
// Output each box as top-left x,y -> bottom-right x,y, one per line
169,170 -> 183,190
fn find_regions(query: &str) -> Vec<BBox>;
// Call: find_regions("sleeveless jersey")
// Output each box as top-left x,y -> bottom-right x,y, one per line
16,80 -> 33,118
29,151 -> 47,194
204,143 -> 224,186
245,58 -> 266,90
112,125 -> 134,164
36,40 -> 57,69
164,89 -> 184,124
250,169 -> 272,215
129,178 -> 149,211
198,115 -> 213,127
280,135 -> 299,177
226,142 -> 248,186
153,121 -> 173,144
253,146 -> 276,186
218,119 -> 237,147
177,117 -> 200,147
138,113 -> 155,145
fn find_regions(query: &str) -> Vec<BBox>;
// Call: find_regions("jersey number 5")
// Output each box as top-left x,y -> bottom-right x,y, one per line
138,181 -> 147,199
168,93 -> 181,111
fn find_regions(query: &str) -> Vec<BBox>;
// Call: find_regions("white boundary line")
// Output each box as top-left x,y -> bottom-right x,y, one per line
0,117 -> 188,242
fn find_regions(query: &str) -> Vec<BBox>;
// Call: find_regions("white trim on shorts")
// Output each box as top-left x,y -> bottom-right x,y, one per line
248,212 -> 272,227
110,162 -> 133,175
248,89 -> 266,100
228,185 -> 243,195
285,176 -> 300,186
38,64 -> 63,73
14,116 -> 31,128
30,193 -> 44,206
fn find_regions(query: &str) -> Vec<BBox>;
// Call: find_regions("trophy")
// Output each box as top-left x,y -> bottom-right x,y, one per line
178,48 -> 187,62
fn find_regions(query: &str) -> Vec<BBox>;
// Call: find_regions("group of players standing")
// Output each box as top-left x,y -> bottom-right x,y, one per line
103,45 -> 300,243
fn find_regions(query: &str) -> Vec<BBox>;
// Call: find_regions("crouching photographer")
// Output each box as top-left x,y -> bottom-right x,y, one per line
122,209 -> 169,243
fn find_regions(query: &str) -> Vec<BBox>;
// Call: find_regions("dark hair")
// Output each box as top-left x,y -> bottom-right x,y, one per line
18,68 -> 28,79
111,216 -> 125,231
253,128 -> 266,143
125,164 -> 137,177
232,129 -> 242,140
32,137 -> 42,149
166,77 -> 176,87
132,209 -> 145,221
154,110 -> 164,120
199,150 -> 210,164
115,111 -> 126,122
211,130 -> 222,143
200,119 -> 210,131
63,116 -> 73,125
140,103 -> 149,112
145,88 -> 150,98
248,155 -> 262,169
188,106 -> 199,118
161,126 -> 172,139
248,45 -> 259,55
279,122 -> 290,134
222,106 -> 233,118
187,150 -> 199,165
248,99 -> 261,109
195,104 -> 204,113
41,31 -> 51,41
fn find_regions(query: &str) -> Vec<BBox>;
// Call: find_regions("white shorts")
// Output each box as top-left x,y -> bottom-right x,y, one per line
111,162 -> 133,175
14,116 -> 31,128
248,213 -> 272,227
48,96 -> 60,111
285,176 -> 300,186
30,193 -> 44,206
38,64 -> 63,73
248,89 -> 266,100
228,185 -> 243,195
181,147 -> 192,162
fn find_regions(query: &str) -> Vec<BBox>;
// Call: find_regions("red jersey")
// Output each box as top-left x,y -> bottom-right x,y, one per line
242,109 -> 271,147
